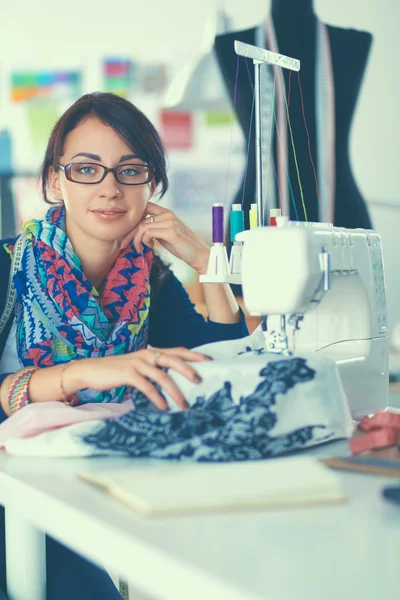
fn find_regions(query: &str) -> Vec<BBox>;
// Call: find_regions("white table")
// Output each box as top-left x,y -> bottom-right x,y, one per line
1,432 -> 400,600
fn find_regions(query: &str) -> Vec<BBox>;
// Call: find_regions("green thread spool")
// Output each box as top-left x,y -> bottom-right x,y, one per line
230,204 -> 245,242
249,203 -> 258,229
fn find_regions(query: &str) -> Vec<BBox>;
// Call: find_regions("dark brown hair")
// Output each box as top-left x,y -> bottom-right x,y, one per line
40,91 -> 168,203
40,91 -> 172,296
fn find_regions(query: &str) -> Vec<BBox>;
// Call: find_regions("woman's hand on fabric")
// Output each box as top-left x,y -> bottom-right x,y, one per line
73,347 -> 211,411
119,201 -> 211,274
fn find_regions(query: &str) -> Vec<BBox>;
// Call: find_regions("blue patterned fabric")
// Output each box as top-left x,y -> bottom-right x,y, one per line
82,356 -> 338,461
1,334 -> 352,459
0,329 -> 353,462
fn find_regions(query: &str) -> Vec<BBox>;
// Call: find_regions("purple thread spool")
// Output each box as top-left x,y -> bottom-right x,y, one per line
212,203 -> 224,244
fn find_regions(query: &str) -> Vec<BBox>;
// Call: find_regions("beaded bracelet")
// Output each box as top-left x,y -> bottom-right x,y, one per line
7,367 -> 38,415
59,360 -> 79,407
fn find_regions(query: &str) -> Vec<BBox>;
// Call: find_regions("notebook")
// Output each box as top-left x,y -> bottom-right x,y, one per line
78,456 -> 346,516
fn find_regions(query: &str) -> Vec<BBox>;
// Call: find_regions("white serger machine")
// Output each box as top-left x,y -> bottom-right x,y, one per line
203,40 -> 389,418
237,221 -> 389,417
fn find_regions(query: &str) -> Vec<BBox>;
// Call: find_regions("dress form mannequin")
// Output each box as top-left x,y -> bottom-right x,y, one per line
214,0 -> 373,234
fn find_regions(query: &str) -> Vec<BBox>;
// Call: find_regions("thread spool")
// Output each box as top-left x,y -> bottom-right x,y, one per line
230,204 -> 245,242
199,203 -> 229,283
249,203 -> 258,229
270,208 -> 281,226
212,203 -> 224,244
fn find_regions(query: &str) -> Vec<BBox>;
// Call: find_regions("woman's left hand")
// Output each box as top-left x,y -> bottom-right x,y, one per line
119,201 -> 211,274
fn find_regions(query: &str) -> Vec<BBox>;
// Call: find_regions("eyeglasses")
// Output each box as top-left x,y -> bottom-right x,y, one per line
58,162 -> 155,186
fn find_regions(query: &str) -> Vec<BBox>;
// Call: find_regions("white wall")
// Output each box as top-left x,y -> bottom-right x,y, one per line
0,0 -> 398,203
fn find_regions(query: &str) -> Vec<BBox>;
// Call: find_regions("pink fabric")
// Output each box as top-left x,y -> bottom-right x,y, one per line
0,400 -> 134,446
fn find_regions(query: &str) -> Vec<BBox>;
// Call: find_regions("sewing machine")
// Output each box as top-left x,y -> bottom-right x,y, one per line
237,221 -> 389,417
199,41 -> 389,417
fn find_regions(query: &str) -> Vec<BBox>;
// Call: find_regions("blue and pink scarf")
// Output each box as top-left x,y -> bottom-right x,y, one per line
13,205 -> 152,404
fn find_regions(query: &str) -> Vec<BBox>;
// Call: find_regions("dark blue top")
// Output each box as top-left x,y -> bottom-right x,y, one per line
0,238 -> 248,423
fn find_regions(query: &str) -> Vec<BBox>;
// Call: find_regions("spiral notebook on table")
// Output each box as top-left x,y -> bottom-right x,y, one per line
78,456 -> 346,516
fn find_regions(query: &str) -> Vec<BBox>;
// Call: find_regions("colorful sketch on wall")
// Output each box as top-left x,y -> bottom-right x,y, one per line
26,102 -> 60,151
168,167 -> 243,242
160,110 -> 193,150
141,64 -> 167,94
103,59 -> 135,97
169,168 -> 242,213
204,111 -> 235,127
102,59 -> 167,96
11,71 -> 81,103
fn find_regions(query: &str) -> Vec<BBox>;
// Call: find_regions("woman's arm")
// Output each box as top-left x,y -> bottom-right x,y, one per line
0,374 -> 11,421
125,201 -> 243,325
0,346 -> 212,417
199,275 -> 241,324
149,271 -> 248,349
0,363 -> 84,417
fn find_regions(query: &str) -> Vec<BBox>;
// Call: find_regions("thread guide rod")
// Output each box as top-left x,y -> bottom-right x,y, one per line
234,41 -> 300,228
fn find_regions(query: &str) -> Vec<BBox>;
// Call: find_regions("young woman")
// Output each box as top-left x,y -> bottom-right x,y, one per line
0,92 -> 247,599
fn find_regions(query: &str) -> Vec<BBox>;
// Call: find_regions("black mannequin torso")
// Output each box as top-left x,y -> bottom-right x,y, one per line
214,0 -> 373,231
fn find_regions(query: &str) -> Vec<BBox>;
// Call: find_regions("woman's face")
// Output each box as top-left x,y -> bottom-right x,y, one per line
50,116 -> 155,245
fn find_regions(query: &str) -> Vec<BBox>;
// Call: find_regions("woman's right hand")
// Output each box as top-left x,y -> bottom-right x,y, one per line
67,347 -> 211,411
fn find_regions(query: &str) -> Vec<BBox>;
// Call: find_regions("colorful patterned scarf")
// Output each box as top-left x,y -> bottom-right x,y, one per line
14,205 -> 152,404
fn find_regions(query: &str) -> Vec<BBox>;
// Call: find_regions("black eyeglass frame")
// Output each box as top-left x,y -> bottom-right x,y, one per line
57,162 -> 155,186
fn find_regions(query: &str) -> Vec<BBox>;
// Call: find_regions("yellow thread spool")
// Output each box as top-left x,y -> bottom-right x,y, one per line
249,203 -> 258,229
